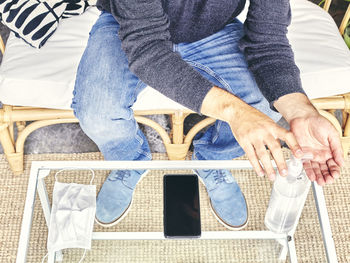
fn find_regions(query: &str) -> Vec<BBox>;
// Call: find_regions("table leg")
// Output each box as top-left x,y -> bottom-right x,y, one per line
287,237 -> 298,263
312,182 -> 338,263
48,251 -> 56,263
16,164 -> 41,263
37,177 -> 51,227
278,238 -> 288,261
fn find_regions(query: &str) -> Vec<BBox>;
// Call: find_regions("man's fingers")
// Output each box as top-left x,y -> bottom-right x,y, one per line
265,135 -> 287,177
311,161 -> 326,186
328,134 -> 345,167
244,145 -> 264,177
326,159 -> 341,179
303,160 -> 316,182
320,162 -> 334,184
306,159 -> 339,186
276,129 -> 303,158
254,142 -> 276,180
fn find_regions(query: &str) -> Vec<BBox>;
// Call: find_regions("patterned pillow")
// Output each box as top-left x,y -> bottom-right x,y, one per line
0,0 -> 95,48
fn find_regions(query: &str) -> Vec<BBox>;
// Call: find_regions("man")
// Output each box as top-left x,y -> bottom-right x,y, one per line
72,0 -> 344,229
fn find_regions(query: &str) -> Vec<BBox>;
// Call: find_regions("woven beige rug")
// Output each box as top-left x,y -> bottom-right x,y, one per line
0,151 -> 349,262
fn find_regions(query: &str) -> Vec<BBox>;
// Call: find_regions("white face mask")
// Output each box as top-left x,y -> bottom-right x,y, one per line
47,169 -> 96,255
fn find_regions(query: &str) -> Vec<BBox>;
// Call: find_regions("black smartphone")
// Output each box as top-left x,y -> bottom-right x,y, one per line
163,174 -> 201,238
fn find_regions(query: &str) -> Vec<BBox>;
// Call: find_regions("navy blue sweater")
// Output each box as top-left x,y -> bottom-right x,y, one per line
97,0 -> 305,113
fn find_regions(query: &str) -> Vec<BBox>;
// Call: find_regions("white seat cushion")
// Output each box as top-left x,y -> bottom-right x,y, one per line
237,0 -> 350,99
288,0 -> 350,99
0,7 -> 186,111
0,7 -> 101,110
0,0 -> 349,110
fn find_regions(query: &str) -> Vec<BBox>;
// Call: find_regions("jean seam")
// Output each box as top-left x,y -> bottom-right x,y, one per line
185,60 -> 231,92
212,121 -> 221,143
137,150 -> 152,160
89,24 -> 118,36
195,145 -> 246,155
193,140 -> 210,146
134,80 -> 146,101
135,130 -> 152,160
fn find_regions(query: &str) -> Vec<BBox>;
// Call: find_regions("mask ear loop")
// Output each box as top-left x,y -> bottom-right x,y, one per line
78,249 -> 87,263
54,168 -> 95,185
41,253 -> 48,263
41,249 -> 87,263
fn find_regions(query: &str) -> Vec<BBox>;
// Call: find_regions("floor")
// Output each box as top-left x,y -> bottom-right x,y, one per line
0,0 -> 347,155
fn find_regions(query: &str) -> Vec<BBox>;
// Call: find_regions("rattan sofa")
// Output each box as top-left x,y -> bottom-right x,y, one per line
0,0 -> 349,175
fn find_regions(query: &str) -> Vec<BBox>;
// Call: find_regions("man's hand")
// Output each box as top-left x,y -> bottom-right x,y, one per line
275,93 -> 345,186
229,104 -> 304,180
201,87 -> 303,180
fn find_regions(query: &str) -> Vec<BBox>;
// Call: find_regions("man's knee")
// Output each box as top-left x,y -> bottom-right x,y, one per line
76,105 -> 135,138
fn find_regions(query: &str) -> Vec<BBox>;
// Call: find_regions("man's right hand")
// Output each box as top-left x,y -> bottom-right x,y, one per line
201,86 -> 303,180
228,101 -> 304,180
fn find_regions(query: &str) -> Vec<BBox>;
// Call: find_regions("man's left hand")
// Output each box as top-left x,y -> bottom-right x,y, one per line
275,93 -> 345,186
290,115 -> 344,185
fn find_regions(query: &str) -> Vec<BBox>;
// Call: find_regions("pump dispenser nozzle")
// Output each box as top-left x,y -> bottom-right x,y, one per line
287,153 -> 314,181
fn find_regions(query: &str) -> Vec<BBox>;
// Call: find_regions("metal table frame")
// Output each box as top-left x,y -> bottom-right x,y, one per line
16,160 -> 338,263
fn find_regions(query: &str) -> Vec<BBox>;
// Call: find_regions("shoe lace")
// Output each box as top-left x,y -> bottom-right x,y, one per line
212,170 -> 228,184
109,170 -> 131,181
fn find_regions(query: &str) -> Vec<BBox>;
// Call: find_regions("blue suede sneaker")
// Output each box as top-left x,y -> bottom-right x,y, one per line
95,169 -> 148,227
193,168 -> 248,230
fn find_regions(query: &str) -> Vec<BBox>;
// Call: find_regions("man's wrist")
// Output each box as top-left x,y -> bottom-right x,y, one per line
274,93 -> 319,123
200,86 -> 244,122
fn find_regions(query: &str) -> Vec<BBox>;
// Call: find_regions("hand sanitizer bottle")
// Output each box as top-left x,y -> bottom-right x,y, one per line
264,154 -> 312,233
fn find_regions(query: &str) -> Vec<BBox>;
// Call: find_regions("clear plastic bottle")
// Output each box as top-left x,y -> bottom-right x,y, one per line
264,155 -> 311,234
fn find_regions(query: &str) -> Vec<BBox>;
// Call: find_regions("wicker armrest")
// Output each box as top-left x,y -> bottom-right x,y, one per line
339,4 -> 350,36
0,34 -> 5,55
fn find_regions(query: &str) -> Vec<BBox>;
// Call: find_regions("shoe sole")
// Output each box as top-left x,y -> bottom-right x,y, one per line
193,170 -> 249,231
95,170 -> 150,228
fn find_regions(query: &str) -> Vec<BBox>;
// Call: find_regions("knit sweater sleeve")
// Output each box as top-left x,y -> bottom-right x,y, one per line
239,0 -> 306,109
108,0 -> 214,113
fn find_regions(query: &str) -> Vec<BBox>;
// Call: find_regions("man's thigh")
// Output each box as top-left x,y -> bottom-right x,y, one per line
73,12 -> 145,118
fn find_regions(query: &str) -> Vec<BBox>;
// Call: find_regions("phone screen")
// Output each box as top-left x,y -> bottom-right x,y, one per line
163,174 -> 201,238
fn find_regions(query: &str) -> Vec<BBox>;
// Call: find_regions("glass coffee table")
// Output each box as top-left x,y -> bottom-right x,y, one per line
16,160 -> 337,262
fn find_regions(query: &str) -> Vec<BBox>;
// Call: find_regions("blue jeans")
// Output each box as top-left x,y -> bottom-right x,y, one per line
72,12 -> 281,161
